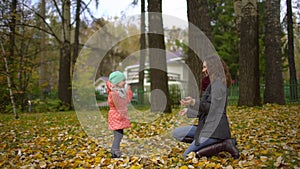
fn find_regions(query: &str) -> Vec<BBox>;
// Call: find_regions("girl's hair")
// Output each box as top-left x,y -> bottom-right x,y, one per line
204,55 -> 232,88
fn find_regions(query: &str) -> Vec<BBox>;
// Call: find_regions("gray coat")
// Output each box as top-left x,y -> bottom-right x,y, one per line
187,79 -> 231,145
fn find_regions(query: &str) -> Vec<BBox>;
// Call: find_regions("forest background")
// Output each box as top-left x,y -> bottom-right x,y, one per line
1,0 -> 300,115
0,0 -> 300,168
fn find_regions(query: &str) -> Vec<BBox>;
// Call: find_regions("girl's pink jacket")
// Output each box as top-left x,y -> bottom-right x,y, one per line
106,81 -> 133,130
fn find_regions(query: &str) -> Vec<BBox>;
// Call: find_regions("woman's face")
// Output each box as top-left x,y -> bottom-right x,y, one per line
202,61 -> 208,76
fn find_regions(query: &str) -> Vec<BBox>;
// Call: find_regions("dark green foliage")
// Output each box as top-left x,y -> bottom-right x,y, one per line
30,99 -> 67,112
208,0 -> 239,80
207,0 -> 267,82
0,86 -> 11,113
95,90 -> 107,101
169,84 -> 181,107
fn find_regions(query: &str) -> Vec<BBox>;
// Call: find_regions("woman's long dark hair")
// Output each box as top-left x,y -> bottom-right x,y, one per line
205,55 -> 232,88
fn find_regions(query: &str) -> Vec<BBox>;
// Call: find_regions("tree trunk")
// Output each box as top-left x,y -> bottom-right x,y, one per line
264,0 -> 285,104
148,0 -> 171,113
1,40 -> 18,119
187,0 -> 212,97
39,0 -> 48,98
9,0 -> 17,63
286,0 -> 298,101
58,0 -> 72,109
18,23 -> 25,112
4,57 -> 18,118
72,0 -> 81,75
138,0 -> 146,104
8,0 -> 18,118
8,0 -> 17,94
237,0 -> 261,106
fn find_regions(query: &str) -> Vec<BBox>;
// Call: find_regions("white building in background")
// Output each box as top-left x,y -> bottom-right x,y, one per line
95,76 -> 109,93
124,50 -> 189,96
95,50 -> 189,97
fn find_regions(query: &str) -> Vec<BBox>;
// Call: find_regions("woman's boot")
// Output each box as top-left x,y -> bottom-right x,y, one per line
223,139 -> 239,159
196,141 -> 224,158
196,139 -> 239,159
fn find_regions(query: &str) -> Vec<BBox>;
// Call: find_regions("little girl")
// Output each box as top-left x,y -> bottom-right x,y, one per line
106,71 -> 133,158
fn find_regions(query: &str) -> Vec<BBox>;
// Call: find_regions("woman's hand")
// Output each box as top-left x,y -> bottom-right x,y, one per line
178,108 -> 187,116
180,96 -> 195,106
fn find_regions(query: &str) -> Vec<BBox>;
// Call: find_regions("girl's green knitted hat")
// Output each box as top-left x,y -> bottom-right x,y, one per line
109,71 -> 126,84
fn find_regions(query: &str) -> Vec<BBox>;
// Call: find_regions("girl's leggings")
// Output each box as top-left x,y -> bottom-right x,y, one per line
111,129 -> 124,154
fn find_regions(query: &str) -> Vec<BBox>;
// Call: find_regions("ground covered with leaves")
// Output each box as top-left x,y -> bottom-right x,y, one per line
0,104 -> 299,168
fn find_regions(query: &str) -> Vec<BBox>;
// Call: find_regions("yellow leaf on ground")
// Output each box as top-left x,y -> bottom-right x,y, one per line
130,166 -> 141,169
179,166 -> 188,169
39,161 -> 47,168
260,156 -> 268,162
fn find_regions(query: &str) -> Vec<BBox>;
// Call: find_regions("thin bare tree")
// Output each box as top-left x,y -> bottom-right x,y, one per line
1,40 -> 18,119
138,0 -> 146,104
39,0 -> 48,98
286,0 -> 298,101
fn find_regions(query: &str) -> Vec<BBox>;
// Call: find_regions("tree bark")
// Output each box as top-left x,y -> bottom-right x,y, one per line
72,0 -> 81,75
264,0 -> 285,104
18,23 -> 25,112
286,0 -> 298,101
39,0 -> 48,98
138,0 -> 146,104
237,0 -> 261,106
9,0 -> 17,62
7,0 -> 18,118
58,0 -> 72,109
148,0 -> 171,113
187,0 -> 212,97
1,41 -> 18,119
8,0 -> 17,96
